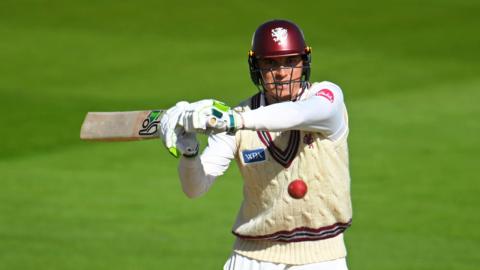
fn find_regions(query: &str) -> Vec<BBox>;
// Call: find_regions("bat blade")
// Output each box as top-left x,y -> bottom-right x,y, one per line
80,110 -> 165,141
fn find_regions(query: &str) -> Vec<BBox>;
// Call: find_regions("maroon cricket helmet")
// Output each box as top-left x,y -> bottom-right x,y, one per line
248,19 -> 312,89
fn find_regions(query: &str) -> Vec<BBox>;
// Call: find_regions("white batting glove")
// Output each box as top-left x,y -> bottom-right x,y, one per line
177,99 -> 244,134
178,99 -> 220,133
160,101 -> 189,157
213,107 -> 244,134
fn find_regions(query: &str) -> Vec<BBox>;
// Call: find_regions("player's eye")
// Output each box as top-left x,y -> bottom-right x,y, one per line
286,56 -> 300,66
259,59 -> 277,69
267,59 -> 277,68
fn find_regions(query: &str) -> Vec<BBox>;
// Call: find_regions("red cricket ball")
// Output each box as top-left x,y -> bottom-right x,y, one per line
288,179 -> 308,199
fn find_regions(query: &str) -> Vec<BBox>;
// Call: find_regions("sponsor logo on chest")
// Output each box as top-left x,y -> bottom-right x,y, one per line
242,148 -> 266,164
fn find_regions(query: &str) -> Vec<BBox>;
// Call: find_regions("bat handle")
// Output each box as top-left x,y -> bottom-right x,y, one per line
207,117 -> 218,128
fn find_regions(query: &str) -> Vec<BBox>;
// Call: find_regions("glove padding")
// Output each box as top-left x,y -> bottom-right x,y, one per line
212,107 -> 244,134
178,99 -> 219,133
160,101 -> 189,157
179,100 -> 243,134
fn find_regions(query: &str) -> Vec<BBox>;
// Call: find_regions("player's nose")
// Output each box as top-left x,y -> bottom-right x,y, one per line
274,67 -> 289,79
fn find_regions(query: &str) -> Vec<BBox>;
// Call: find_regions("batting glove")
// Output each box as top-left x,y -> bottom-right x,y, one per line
211,107 -> 244,135
160,101 -> 189,157
175,128 -> 199,158
178,99 -> 232,133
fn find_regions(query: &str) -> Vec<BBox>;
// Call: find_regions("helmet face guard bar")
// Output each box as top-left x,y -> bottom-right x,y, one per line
249,53 -> 311,102
255,64 -> 310,102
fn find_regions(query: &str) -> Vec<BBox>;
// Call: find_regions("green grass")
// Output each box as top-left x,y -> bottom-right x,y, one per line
1,0 -> 479,269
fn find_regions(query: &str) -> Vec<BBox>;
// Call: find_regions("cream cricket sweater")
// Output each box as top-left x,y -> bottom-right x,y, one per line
231,94 -> 352,265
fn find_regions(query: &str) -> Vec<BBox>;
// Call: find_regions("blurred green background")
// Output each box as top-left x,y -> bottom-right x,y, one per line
1,0 -> 479,269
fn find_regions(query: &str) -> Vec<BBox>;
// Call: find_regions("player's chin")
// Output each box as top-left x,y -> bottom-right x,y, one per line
265,91 -> 293,102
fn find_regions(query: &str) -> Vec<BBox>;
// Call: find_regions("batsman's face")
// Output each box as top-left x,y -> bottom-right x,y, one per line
258,55 -> 304,103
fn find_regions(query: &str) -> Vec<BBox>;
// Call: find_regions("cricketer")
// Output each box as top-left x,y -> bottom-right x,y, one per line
160,19 -> 353,270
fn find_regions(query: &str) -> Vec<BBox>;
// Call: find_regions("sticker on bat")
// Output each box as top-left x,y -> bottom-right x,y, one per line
139,110 -> 162,136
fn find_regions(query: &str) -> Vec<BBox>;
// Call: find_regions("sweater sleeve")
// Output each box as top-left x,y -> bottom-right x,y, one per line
241,81 -> 347,140
178,132 -> 236,198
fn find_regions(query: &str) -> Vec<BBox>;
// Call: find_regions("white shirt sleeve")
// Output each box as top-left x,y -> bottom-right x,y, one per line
178,132 -> 236,198
241,81 -> 347,140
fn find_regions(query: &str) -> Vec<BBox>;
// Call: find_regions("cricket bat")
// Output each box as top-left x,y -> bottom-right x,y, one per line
80,110 -> 219,141
80,110 -> 165,141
